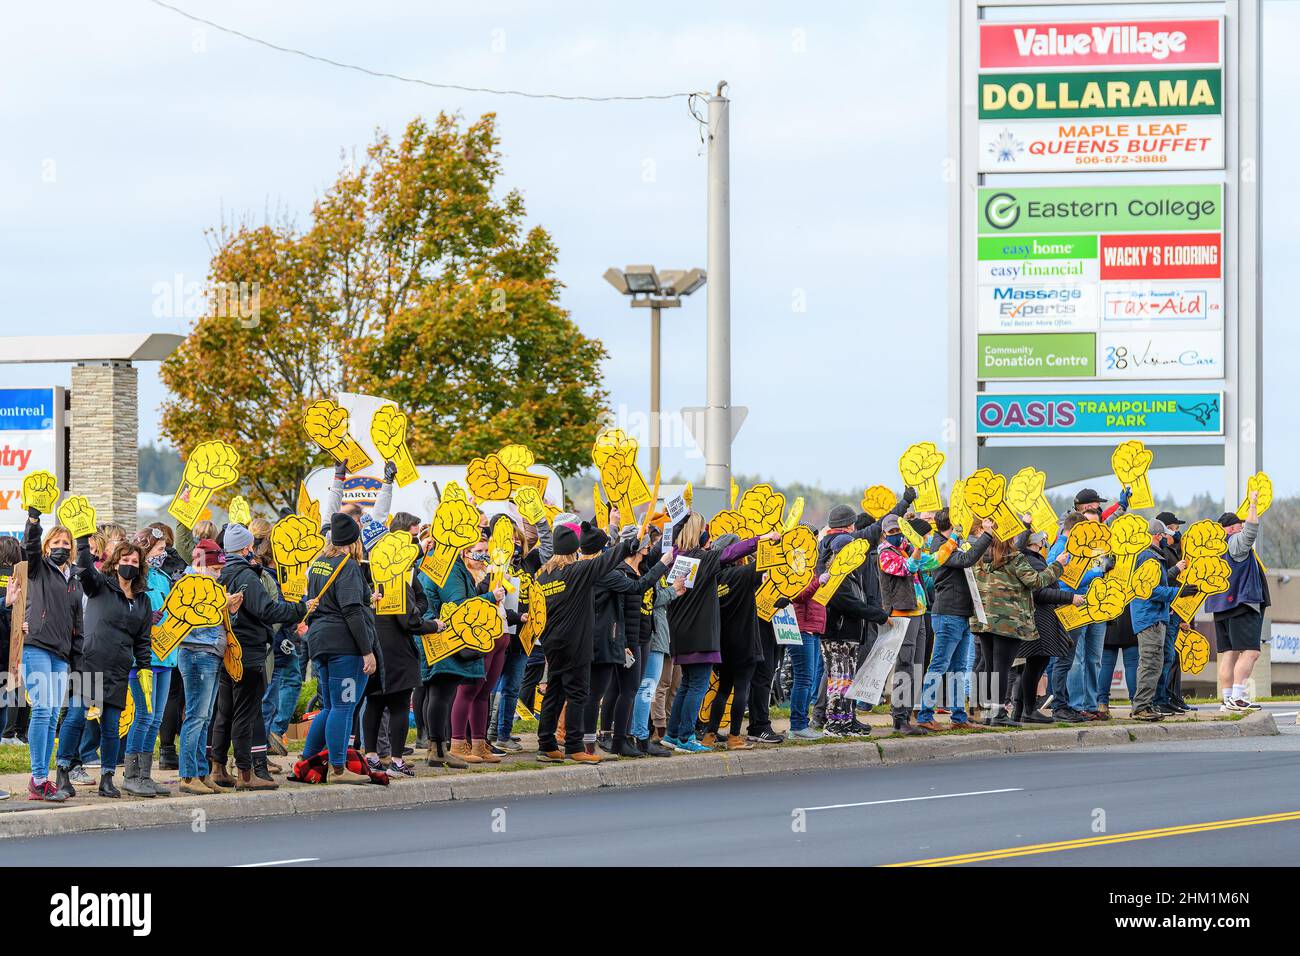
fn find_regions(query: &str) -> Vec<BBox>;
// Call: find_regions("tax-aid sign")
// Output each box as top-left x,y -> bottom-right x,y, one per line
976,391 -> 1223,437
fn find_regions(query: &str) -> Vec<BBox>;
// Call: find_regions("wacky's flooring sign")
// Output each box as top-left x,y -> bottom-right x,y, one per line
977,17 -> 1223,172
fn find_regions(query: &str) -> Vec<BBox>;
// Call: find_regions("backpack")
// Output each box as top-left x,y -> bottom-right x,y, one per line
289,747 -> 389,786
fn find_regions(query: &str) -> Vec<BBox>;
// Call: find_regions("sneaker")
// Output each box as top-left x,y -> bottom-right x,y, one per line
1131,708 -> 1165,722
747,730 -> 785,745
387,759 -> 416,778
83,760 -> 101,771
0,788 -> 9,800
660,736 -> 683,751
789,727 -> 825,740
487,742 -> 509,756
676,736 -> 711,754
0,735 -> 18,747
1051,708 -> 1087,724
68,766 -> 93,786
1152,704 -> 1180,717
496,737 -> 523,753
638,737 -> 672,757
366,755 -> 384,773
329,766 -> 371,785
401,746 -> 415,756
822,722 -> 855,737
570,750 -> 602,764
846,720 -> 874,737
1223,698 -> 1259,713
1021,711 -> 1054,725
596,732 -> 613,753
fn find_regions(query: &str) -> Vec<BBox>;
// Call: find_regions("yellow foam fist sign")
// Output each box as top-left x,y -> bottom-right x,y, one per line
487,518 -> 515,593
592,486 -> 610,531
223,608 -> 244,681
466,453 -> 512,502
304,399 -> 372,473
297,482 -> 321,530
517,572 -> 546,655
1176,629 -> 1210,675
272,514 -> 325,602
513,485 -> 548,526
1006,467 -> 1057,545
370,404 -> 420,488
56,495 -> 97,539
860,485 -> 896,521
1237,472 -> 1272,519
422,497 -> 480,587
1111,440 -> 1155,509
370,530 -> 421,615
709,510 -> 745,541
1171,554 -> 1232,622
754,525 -> 817,621
169,440 -> 241,529
899,442 -> 945,512
949,479 -> 974,537
498,443 -> 548,495
421,598 -> 504,666
962,469 -> 1024,542
441,481 -> 467,503
813,538 -> 870,606
1107,513 -> 1151,583
1128,555 -> 1165,602
1059,520 -> 1112,589
592,428 -> 651,515
783,496 -> 805,532
153,574 -> 227,659
21,470 -> 59,514
737,484 -> 786,538
228,495 -> 251,526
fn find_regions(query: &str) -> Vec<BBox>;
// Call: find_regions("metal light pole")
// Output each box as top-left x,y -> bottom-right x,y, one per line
603,266 -> 706,478
705,81 -> 731,490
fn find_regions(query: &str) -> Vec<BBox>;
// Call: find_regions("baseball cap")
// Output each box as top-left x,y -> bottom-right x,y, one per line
1074,488 -> 1107,506
193,539 -> 226,568
1156,511 -> 1186,526
1218,512 -> 1242,527
881,514 -> 900,533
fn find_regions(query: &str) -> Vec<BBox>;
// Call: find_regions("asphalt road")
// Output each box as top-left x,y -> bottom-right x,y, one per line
5,710 -> 1298,867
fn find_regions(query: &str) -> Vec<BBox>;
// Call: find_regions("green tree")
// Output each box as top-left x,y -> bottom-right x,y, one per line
161,113 -> 607,510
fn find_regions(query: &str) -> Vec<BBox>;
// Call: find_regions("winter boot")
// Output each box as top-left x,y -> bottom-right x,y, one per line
121,754 -> 155,798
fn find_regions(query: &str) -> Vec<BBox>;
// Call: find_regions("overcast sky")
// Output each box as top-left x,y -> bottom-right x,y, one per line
2,0 -> 1294,502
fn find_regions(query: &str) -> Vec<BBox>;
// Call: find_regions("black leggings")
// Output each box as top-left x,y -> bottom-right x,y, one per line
411,683 -> 426,739
1016,656 -> 1051,714
591,649 -> 642,740
363,690 -> 412,757
585,662 -> 617,737
707,659 -> 757,736
421,676 -> 460,745
977,633 -> 1018,708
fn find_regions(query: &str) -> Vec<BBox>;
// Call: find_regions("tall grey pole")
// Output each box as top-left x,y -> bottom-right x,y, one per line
705,82 -> 731,490
650,304 -> 661,479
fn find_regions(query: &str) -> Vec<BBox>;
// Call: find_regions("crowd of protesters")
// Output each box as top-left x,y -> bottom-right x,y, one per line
0,454 -> 1269,802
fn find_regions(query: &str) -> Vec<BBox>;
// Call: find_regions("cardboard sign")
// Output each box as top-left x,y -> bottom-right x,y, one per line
591,428 -> 650,516
1111,439 -> 1155,509
737,484 -> 785,537
667,556 -> 701,588
370,404 -> 420,488
1054,603 -> 1091,631
1107,513 -> 1151,583
962,468 -> 1024,541
56,496 -> 97,539
370,530 -> 420,616
272,514 -> 325,602
228,495 -> 251,526
424,497 -> 480,587
860,485 -> 896,521
517,572 -> 546,656
304,399 -> 372,473
1171,554 -> 1231,622
169,440 -> 241,529
21,471 -> 59,514
222,607 -> 243,681
664,491 -> 689,531
813,538 -> 870,605
949,479 -> 974,537
1237,471 -> 1273,518
513,486 -> 548,526
441,598 -> 503,652
899,441 -> 945,512
593,485 -> 610,531
771,605 -> 803,646
152,574 -> 227,659
844,617 -> 909,705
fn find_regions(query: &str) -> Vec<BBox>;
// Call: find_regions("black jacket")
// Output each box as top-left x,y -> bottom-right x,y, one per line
221,554 -> 306,668
593,557 -> 669,664
930,532 -> 993,618
20,514 -> 84,665
536,536 -> 636,673
75,540 -> 151,710
1025,549 -> 1075,648
717,563 -> 762,665
823,573 -> 889,644
369,575 -> 437,696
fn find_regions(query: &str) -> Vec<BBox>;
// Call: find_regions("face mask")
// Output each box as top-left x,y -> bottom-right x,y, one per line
118,565 -> 140,582
49,548 -> 70,566
149,554 -> 166,569
885,534 -> 904,548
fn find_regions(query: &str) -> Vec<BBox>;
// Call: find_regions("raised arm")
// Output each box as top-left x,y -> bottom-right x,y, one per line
75,537 -> 106,597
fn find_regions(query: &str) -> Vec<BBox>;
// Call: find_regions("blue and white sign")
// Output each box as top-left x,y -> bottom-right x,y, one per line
0,387 -> 64,537
1270,623 -> 1300,664
976,391 -> 1223,436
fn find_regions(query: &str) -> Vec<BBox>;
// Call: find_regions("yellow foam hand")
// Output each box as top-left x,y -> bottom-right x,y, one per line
1059,520 -> 1112,589
56,495 -> 97,538
963,468 -> 1022,541
1129,556 -> 1165,601
783,496 -> 805,531
948,479 -> 973,537
517,573 -> 547,654
21,470 -> 59,513
170,440 -> 242,529
768,526 -> 818,597
304,400 -> 372,471
370,530 -> 420,585
271,515 -> 325,568
592,486 -> 610,531
466,454 -> 512,502
592,428 -> 650,505
1238,472 -> 1273,518
709,510 -> 745,540
422,498 -> 482,587
898,515 -> 926,550
488,519 -> 514,579
738,484 -> 786,537
1184,555 -> 1231,595
371,404 -> 419,488
597,454 -> 634,514
1111,440 -> 1155,508
513,485 -> 547,525
1176,629 -> 1210,674
682,482 -> 693,509
860,485 -> 896,521
155,574 -> 226,658
498,444 -> 535,472
228,495 -> 251,526
1108,513 -> 1151,582
224,627 -> 243,681
813,538 -> 870,606
442,481 -> 467,502
1084,576 -> 1128,622
297,482 -> 321,529
444,598 -> 503,652
899,442 -> 945,511
1180,519 -> 1227,558
730,478 -> 739,510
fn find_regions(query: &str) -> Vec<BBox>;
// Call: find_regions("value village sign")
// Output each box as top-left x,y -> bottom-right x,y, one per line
978,17 -> 1224,172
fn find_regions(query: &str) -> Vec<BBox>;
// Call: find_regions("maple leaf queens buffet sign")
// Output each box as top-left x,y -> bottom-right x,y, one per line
978,17 -> 1223,172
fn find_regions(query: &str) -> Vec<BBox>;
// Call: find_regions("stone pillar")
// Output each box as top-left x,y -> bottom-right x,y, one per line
70,362 -> 138,533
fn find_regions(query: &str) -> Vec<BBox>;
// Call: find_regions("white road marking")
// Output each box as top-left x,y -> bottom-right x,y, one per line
800,787 -> 1023,812
233,857 -> 319,867
1273,711 -> 1297,718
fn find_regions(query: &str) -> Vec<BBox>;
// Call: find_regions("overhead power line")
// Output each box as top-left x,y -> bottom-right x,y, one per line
145,0 -> 706,103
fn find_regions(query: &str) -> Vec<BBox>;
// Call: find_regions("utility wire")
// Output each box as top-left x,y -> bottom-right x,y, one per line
146,0 -> 707,104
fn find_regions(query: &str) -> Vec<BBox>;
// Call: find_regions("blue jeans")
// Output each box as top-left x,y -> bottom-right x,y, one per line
58,702 -> 121,773
1155,620 -> 1180,705
125,666 -> 172,755
788,633 -> 823,731
495,645 -> 527,740
262,651 -> 303,737
632,650 -> 666,740
666,662 -> 712,741
1099,645 -> 1138,706
1049,655 -> 1072,711
22,646 -> 69,783
918,614 -> 973,723
177,648 -> 222,779
304,654 -> 368,768
1066,621 -> 1107,712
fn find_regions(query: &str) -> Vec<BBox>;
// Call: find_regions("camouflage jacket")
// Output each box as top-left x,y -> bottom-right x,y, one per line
970,552 -> 1063,641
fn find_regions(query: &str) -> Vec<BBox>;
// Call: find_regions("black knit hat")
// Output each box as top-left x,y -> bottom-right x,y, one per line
330,512 -> 360,546
553,524 -> 579,556
579,520 -> 609,555
826,504 -> 856,528
908,517 -> 932,537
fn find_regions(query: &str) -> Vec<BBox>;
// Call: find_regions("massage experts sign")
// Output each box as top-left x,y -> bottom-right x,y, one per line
978,17 -> 1223,172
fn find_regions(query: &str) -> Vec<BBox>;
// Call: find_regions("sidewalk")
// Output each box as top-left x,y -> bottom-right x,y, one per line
0,709 -> 1277,840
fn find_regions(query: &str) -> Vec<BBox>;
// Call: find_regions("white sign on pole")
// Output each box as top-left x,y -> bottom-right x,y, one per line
845,617 -> 910,706
771,606 -> 803,646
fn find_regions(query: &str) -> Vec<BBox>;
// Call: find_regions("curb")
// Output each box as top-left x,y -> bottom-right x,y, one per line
0,711 -> 1276,840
